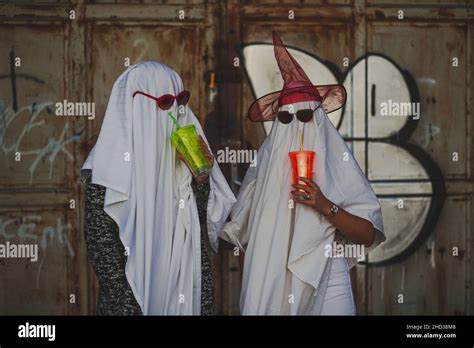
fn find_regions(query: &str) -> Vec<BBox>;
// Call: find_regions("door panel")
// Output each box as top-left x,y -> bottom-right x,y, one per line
0,24 -> 71,188
365,20 -> 470,314
0,2 -> 218,315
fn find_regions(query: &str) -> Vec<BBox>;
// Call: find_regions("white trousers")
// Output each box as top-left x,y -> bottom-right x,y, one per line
320,257 -> 356,315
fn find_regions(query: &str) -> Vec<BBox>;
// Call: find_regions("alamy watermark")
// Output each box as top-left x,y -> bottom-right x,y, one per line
380,99 -> 420,120
216,147 -> 257,167
55,100 -> 95,120
18,322 -> 55,341
324,241 -> 365,262
0,241 -> 38,262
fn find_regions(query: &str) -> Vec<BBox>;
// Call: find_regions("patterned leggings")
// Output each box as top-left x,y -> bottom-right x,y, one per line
83,170 -> 216,315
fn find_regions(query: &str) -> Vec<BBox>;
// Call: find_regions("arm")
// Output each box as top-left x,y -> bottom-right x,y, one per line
218,164 -> 258,252
292,177 -> 375,248
190,176 -> 210,225
83,171 -> 142,315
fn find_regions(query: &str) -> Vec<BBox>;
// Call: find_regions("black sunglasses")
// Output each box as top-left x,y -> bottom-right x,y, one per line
277,106 -> 320,124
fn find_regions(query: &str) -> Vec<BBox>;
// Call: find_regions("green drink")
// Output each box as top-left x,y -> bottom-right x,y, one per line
170,124 -> 212,177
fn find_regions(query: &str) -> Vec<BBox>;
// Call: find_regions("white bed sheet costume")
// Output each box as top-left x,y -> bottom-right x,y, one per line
82,61 -> 236,315
219,32 -> 385,315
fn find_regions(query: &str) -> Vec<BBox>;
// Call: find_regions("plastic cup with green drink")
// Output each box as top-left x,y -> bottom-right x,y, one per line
168,112 -> 212,177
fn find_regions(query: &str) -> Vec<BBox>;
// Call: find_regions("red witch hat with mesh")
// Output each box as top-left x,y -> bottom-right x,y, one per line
248,31 -> 346,122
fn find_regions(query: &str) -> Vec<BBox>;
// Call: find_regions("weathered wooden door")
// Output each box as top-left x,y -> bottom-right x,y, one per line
0,1 -> 220,314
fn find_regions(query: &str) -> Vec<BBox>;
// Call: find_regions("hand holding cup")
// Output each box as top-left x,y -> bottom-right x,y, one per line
291,177 -> 332,216
177,134 -> 214,183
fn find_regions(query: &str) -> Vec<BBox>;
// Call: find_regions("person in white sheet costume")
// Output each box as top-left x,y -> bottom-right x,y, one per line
81,61 -> 236,315
219,32 -> 385,315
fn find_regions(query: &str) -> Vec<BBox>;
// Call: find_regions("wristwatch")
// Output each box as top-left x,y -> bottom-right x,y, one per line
325,202 -> 339,218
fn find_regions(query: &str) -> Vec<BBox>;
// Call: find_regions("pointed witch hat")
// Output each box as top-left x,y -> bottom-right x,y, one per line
248,31 -> 346,122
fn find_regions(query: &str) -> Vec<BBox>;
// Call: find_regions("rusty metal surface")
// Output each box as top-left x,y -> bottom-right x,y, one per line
0,0 -> 472,315
0,1 -> 218,315
363,17 -> 470,314
0,209 -> 74,314
0,20 -> 84,314
0,23 -> 72,189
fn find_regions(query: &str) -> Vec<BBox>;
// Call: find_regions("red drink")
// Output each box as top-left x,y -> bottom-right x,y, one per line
289,151 -> 315,189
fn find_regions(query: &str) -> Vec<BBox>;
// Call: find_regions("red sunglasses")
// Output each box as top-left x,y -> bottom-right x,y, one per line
133,90 -> 190,110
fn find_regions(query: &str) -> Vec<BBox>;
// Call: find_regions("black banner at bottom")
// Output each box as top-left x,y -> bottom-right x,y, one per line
0,315 -> 473,346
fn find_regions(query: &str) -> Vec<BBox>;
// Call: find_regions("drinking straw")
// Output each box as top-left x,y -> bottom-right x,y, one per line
167,112 -> 181,129
299,129 -> 303,151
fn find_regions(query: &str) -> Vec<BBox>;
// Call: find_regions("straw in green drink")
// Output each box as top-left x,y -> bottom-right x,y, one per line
167,112 -> 181,129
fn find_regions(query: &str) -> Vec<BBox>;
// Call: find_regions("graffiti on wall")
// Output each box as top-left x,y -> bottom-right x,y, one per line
0,50 -> 85,184
0,214 -> 74,288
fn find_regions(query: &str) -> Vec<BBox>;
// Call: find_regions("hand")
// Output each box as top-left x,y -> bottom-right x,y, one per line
197,135 -> 214,168
291,177 -> 332,216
